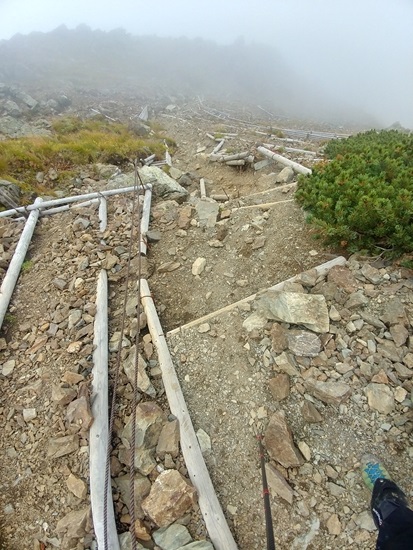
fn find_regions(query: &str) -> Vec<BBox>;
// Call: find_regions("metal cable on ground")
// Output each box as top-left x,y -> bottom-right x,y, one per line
128,162 -> 145,550
103,161 -> 143,550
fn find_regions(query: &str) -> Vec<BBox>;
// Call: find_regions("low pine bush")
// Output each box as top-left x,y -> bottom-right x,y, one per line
295,130 -> 413,256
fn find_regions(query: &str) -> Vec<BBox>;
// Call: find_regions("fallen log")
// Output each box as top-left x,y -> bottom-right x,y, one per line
168,256 -> 347,335
140,279 -> 239,550
200,178 -> 207,200
90,269 -> 120,550
0,185 -> 152,218
0,198 -> 43,329
209,151 -> 250,163
212,139 -> 225,154
257,146 -> 312,175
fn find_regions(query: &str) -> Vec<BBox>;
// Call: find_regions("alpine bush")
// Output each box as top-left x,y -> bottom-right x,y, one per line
295,130 -> 413,256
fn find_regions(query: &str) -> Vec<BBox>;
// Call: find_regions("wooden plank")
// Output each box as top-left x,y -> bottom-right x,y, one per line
0,197 -> 42,329
168,256 -> 347,335
140,279 -> 239,550
90,270 -> 120,550
257,146 -> 312,175
0,185 -> 152,218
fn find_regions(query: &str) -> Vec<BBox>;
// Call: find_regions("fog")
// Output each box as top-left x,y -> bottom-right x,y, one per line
1,0 -> 412,127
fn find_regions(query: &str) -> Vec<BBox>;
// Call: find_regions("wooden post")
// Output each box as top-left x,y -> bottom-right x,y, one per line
0,197 -> 43,329
168,256 -> 347,335
140,188 -> 152,255
257,146 -> 312,175
90,270 -> 120,550
200,178 -> 207,200
41,198 -> 100,216
0,185 -> 152,218
140,279 -> 238,550
212,139 -> 225,154
99,197 -> 107,233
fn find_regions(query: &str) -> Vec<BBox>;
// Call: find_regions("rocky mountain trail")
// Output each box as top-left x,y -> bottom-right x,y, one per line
0,93 -> 412,549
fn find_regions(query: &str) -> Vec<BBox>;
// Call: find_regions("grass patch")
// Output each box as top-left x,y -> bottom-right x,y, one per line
0,116 -> 174,201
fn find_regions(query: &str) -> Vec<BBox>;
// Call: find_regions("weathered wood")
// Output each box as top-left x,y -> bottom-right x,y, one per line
210,194 -> 229,202
209,151 -> 249,162
212,139 -> 225,154
168,256 -> 347,335
140,279 -> 238,550
0,185 -> 152,218
140,188 -> 152,255
90,269 -> 120,550
144,153 -> 156,165
99,197 -> 107,233
200,178 -> 207,200
0,198 -> 42,329
262,143 -> 317,156
225,160 -> 245,166
40,198 -> 100,216
257,146 -> 312,175
232,199 -> 294,211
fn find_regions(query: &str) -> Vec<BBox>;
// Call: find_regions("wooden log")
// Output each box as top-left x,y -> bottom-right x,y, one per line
168,256 -> 347,335
262,143 -> 316,156
0,185 -> 152,218
200,178 -> 207,200
40,198 -> 100,216
0,197 -> 42,329
144,153 -> 156,165
232,199 -> 294,211
140,279 -> 238,550
226,160 -> 245,166
99,197 -> 107,233
257,146 -> 312,175
212,139 -> 225,154
210,194 -> 229,202
90,269 -> 120,550
209,151 -> 249,163
140,188 -> 152,255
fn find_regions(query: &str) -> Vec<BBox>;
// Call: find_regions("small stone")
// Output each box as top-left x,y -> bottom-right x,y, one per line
264,411 -> 302,468
66,396 -> 93,430
66,473 -> 87,499
366,383 -> 395,414
198,323 -> 210,333
153,524 -> 192,550
196,428 -> 211,455
274,352 -> 299,376
305,378 -> 351,405
371,369 -> 389,384
102,253 -> 119,269
2,359 -> 15,376
47,435 -> 79,458
67,340 -> 82,353
252,236 -> 266,250
157,419 -> 180,458
298,441 -> 311,461
265,462 -> 294,504
146,229 -> 162,242
55,506 -> 92,539
52,278 -> 68,290
158,261 -> 181,273
192,257 -> 206,276
326,513 -> 342,535
287,331 -> 321,357
394,386 -> 408,403
355,510 -> 376,532
269,374 -> 290,401
23,408 -> 37,422
301,401 -> 323,423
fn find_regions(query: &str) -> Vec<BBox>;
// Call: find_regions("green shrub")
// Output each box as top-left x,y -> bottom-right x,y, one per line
295,130 -> 413,256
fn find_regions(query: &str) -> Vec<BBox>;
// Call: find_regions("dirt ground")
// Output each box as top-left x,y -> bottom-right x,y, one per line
0,103 -> 412,550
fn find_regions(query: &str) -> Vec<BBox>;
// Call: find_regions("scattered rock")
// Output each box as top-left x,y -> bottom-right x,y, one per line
142,469 -> 196,527
265,462 -> 294,504
192,257 -> 207,276
269,374 -> 290,401
365,383 -> 395,414
305,378 -> 351,405
265,411 -> 302,468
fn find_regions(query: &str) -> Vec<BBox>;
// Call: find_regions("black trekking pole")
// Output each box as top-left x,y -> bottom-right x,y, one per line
258,434 -> 276,550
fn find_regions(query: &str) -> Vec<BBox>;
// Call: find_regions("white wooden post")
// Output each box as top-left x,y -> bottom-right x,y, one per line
0,197 -> 43,329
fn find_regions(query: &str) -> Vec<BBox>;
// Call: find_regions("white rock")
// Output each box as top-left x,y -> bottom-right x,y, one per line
192,257 -> 206,276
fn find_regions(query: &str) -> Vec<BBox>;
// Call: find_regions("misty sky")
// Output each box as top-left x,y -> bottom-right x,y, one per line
1,0 -> 412,127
